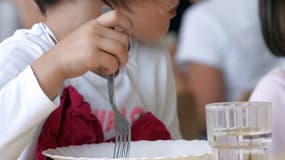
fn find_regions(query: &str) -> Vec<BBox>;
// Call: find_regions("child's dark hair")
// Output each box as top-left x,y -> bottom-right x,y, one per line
35,0 -> 129,14
259,0 -> 285,56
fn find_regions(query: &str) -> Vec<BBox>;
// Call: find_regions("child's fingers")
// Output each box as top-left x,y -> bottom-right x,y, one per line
98,27 -> 129,50
95,10 -> 132,32
95,35 -> 128,68
96,50 -> 120,75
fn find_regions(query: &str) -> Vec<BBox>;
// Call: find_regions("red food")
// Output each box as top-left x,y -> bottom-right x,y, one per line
36,86 -> 171,160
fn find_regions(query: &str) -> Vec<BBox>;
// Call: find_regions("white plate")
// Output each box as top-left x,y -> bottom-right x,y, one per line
43,140 -> 212,160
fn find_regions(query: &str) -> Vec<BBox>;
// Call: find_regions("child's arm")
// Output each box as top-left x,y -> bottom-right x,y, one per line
0,66 -> 57,159
32,10 -> 132,100
0,11 -> 132,159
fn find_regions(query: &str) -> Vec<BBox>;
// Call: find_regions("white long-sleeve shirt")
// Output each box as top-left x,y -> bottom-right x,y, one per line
0,23 -> 181,159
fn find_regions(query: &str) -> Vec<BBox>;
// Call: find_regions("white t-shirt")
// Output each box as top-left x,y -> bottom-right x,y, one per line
0,23 -> 181,159
176,0 -> 285,101
250,66 -> 285,153
0,1 -> 21,42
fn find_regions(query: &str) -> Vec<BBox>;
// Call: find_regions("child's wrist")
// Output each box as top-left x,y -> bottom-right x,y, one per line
31,51 -> 66,100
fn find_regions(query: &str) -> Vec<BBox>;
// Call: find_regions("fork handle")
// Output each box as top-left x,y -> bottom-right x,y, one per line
107,75 -> 124,116
107,74 -> 114,101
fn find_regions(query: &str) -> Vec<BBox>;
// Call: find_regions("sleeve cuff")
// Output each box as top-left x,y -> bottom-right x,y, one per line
22,66 -> 59,113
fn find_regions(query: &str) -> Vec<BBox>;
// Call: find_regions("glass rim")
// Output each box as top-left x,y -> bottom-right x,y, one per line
206,101 -> 272,110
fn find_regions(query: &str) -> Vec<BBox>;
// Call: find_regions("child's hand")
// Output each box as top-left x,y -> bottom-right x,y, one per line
32,11 -> 132,99
55,10 -> 132,78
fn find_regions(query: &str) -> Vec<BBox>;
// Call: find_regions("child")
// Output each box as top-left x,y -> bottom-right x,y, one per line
250,0 -> 285,154
0,0 -> 181,159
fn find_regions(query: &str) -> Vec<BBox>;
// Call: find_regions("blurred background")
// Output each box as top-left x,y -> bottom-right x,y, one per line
0,0 -> 43,41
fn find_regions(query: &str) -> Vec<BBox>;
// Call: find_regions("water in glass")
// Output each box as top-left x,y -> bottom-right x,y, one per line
206,102 -> 272,160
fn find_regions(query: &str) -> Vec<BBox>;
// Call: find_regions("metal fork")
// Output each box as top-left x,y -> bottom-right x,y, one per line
107,74 -> 131,158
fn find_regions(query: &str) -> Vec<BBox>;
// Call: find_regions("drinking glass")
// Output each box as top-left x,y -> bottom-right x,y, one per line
206,102 -> 272,160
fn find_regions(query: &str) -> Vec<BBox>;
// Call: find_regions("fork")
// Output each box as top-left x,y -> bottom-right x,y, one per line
107,73 -> 131,158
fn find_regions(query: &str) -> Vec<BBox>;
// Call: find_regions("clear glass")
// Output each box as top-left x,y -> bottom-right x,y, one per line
206,102 -> 272,160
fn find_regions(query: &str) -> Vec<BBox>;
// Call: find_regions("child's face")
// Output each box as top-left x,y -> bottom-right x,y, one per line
48,0 -> 178,42
119,0 -> 179,42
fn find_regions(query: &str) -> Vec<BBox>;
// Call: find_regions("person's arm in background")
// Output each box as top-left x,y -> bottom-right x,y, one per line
176,5 -> 227,134
15,0 -> 44,28
185,63 -> 224,133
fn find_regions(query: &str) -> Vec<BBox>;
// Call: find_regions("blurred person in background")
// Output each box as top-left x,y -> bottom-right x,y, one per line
0,0 -> 43,42
175,0 -> 285,137
250,0 -> 285,153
